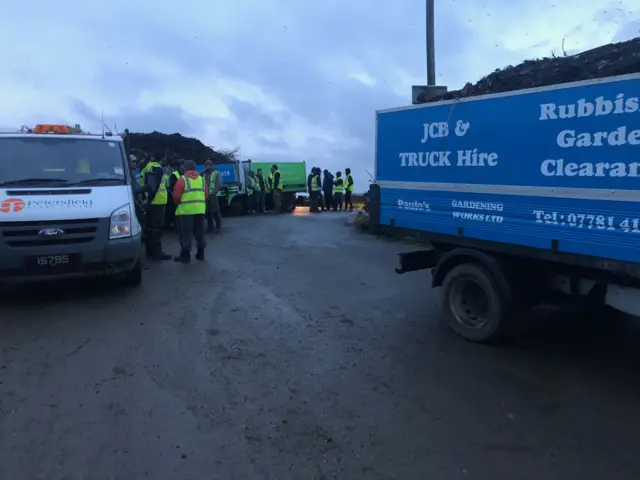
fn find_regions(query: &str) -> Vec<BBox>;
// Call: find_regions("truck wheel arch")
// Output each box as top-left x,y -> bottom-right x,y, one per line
432,248 -> 510,291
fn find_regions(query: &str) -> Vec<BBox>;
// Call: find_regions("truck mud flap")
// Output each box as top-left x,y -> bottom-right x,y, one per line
396,249 -> 439,274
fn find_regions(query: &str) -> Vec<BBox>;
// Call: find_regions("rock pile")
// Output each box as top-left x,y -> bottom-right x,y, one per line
125,131 -> 234,165
419,36 -> 640,104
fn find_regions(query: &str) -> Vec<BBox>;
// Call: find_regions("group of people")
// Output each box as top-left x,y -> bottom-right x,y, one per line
244,166 -> 283,214
307,167 -> 355,213
133,154 -> 285,263
134,155 -> 210,263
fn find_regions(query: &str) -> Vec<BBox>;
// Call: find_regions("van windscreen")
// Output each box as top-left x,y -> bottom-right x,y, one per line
0,137 -> 126,187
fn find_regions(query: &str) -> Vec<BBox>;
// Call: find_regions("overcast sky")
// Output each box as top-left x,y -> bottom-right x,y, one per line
1,0 -> 638,191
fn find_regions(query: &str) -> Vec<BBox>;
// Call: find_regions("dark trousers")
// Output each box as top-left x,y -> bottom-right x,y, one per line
135,200 -> 145,229
165,196 -> 176,227
256,191 -> 266,213
144,204 -> 166,254
205,197 -> 221,231
310,191 -> 320,212
333,192 -> 344,211
322,190 -> 332,211
272,189 -> 282,213
345,190 -> 353,210
247,192 -> 256,212
177,214 -> 206,253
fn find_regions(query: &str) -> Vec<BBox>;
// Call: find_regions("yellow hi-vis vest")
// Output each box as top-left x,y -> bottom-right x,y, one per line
176,175 -> 206,215
333,177 -> 344,193
346,173 -> 354,192
269,170 -> 282,190
209,170 -> 221,193
76,159 -> 90,174
246,176 -> 257,193
140,161 -> 167,205
310,174 -> 321,192
162,174 -> 170,187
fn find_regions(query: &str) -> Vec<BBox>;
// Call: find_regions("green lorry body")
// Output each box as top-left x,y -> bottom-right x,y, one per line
250,161 -> 307,193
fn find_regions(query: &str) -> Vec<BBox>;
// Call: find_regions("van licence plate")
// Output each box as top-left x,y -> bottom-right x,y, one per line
25,254 -> 81,273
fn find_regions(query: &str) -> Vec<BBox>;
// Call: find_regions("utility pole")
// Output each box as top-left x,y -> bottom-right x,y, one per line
412,0 -> 447,103
426,0 -> 435,86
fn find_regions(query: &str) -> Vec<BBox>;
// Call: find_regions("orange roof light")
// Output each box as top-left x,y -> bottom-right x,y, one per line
33,124 -> 70,134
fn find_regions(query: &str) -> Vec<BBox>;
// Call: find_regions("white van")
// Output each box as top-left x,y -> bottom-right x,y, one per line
0,125 -> 143,285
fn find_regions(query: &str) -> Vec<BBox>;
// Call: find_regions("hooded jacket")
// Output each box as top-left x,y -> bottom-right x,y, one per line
173,169 -> 209,206
323,171 -> 334,192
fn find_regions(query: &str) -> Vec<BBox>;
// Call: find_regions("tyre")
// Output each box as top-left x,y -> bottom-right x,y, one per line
123,257 -> 142,287
441,263 -> 511,343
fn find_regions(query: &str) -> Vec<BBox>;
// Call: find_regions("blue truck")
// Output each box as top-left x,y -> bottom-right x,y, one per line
196,163 -> 247,215
376,73 -> 640,342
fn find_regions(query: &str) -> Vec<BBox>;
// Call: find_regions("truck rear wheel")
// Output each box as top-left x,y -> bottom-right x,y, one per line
441,263 -> 510,343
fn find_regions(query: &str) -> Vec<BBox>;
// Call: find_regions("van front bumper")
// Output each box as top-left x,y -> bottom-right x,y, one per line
0,232 -> 142,283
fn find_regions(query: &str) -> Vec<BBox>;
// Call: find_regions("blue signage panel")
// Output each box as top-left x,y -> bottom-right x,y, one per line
376,75 -> 640,190
376,75 -> 640,263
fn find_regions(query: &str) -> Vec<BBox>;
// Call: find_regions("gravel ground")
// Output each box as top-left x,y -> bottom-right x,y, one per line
1,208 -> 640,480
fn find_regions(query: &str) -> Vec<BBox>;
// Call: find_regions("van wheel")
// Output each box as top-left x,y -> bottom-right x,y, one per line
124,257 -> 142,287
442,263 -> 511,343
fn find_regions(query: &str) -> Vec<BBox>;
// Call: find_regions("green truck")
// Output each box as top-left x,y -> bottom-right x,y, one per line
249,161 -> 307,213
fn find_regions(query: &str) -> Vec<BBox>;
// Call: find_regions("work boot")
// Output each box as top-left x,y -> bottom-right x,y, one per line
173,251 -> 191,263
195,248 -> 205,261
149,243 -> 171,260
149,251 -> 172,261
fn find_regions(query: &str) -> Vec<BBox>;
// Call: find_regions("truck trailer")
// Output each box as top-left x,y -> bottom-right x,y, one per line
375,73 -> 640,343
250,161 -> 307,213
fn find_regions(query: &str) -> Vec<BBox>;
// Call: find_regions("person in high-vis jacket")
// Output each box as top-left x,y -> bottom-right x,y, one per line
322,169 -> 334,212
139,154 -> 172,260
269,164 -> 282,213
201,160 -> 222,231
333,171 -> 344,212
173,160 -> 209,263
307,170 -> 315,210
308,167 -> 322,213
129,154 -> 138,181
344,168 -> 355,211
162,164 -> 174,228
128,154 -> 144,226
165,162 -> 184,228
246,170 -> 257,214
255,168 -> 267,214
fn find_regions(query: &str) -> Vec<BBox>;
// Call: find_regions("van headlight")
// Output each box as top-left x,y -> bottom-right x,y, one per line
110,204 -> 132,239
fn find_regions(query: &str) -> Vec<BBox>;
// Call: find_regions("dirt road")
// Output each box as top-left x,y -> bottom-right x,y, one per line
1,208 -> 640,479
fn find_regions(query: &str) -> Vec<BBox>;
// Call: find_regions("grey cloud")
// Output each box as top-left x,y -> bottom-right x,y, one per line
70,99 -> 101,125
227,98 -> 282,130
253,136 -> 289,150
69,98 -> 202,137
83,1 -> 524,187
91,64 -> 158,103
108,0 -> 481,125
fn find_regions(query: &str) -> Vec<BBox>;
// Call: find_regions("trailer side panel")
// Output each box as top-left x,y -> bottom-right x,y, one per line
375,74 -> 640,264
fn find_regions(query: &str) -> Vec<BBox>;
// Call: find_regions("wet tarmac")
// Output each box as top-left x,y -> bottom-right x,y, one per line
1,208 -> 640,479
